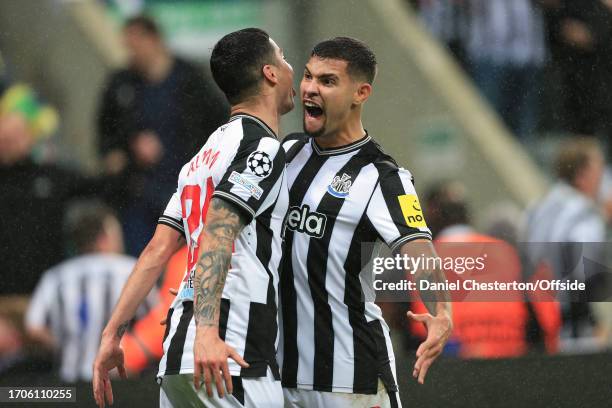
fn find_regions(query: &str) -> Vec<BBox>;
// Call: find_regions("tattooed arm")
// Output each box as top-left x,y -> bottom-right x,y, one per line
193,198 -> 246,327
401,239 -> 452,385
192,198 -> 250,398
93,224 -> 184,408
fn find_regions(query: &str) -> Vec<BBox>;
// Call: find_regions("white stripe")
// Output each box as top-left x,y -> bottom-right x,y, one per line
285,143 -> 312,190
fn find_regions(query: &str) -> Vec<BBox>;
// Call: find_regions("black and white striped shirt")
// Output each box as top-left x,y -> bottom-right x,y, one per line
279,133 -> 431,394
25,253 -> 154,382
157,114 -> 288,380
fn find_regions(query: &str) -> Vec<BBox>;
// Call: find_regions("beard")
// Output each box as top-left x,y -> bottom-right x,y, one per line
303,118 -> 325,138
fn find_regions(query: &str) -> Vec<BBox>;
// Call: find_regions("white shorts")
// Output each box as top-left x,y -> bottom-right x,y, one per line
282,380 -> 402,408
160,368 -> 283,408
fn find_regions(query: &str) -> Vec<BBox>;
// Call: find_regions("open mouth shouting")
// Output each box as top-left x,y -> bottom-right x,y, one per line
303,99 -> 325,134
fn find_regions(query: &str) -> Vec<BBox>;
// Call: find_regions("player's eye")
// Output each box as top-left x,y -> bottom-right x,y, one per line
322,78 -> 335,86
303,72 -> 312,80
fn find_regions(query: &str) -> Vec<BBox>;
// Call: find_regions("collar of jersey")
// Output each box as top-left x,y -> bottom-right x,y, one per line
311,132 -> 371,156
229,113 -> 277,138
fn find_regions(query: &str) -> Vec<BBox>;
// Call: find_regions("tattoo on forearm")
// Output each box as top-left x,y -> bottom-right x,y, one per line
414,269 -> 449,315
193,198 -> 246,327
116,321 -> 128,339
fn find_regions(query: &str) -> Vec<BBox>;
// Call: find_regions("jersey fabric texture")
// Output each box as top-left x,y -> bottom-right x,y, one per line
279,132 -> 431,394
157,114 -> 288,381
160,368 -> 282,408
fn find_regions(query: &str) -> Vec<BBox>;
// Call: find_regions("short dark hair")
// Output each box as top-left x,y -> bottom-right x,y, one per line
124,15 -> 161,37
210,28 -> 276,105
311,37 -> 377,84
63,200 -> 117,254
424,181 -> 469,238
555,137 -> 602,184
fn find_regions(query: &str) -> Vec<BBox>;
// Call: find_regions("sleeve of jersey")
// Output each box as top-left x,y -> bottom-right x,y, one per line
213,137 -> 286,222
366,167 -> 432,252
158,192 -> 185,235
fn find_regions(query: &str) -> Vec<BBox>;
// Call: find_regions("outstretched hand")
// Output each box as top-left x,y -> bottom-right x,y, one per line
92,337 -> 127,408
407,310 -> 452,384
193,328 -> 249,398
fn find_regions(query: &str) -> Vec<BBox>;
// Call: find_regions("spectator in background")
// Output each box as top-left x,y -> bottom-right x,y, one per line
25,201 -> 157,383
463,0 -> 547,141
412,0 -> 469,67
545,0 -> 612,155
410,181 -> 561,357
0,83 -> 89,295
523,137 -> 608,341
98,15 -> 229,256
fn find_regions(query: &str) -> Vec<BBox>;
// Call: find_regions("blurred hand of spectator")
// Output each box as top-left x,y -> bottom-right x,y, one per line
560,19 -> 595,51
130,130 -> 163,168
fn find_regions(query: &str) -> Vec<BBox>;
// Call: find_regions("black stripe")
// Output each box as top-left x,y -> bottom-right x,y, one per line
215,118 -> 282,221
164,301 -> 193,374
373,163 -> 423,246
370,319 -> 399,393
344,214 -> 379,394
281,152 -> 329,388
162,308 -> 174,344
308,146 -> 376,391
219,298 -> 230,341
216,120 -> 262,191
389,391 -> 400,408
242,207 -> 280,379
284,134 -> 309,163
232,376 -> 245,405
158,217 -> 184,235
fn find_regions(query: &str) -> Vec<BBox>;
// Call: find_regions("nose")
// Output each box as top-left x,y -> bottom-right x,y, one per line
302,79 -> 318,98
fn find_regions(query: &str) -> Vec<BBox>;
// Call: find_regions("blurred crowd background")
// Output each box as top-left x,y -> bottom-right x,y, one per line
0,0 -> 611,394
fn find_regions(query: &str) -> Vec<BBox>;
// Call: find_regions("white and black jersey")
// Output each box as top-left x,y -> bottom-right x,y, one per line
25,254 -> 154,382
279,133 -> 431,394
157,114 -> 288,381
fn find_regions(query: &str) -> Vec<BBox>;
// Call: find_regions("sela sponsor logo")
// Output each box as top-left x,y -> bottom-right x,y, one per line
397,194 -> 427,228
187,148 -> 220,176
228,171 -> 264,200
285,205 -> 327,238
327,173 -> 352,198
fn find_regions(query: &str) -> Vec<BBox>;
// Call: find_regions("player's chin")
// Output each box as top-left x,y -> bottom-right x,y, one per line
281,98 -> 295,115
303,118 -> 324,137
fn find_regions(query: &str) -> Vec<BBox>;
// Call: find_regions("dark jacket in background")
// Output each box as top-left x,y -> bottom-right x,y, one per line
0,159 -> 91,294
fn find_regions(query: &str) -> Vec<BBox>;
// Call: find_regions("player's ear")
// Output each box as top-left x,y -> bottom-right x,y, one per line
262,64 -> 279,85
353,82 -> 372,106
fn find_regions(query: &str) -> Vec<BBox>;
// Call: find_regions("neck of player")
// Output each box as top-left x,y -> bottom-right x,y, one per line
230,100 -> 280,137
316,111 -> 366,149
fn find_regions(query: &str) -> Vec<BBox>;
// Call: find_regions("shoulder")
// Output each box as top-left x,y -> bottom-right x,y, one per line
365,139 -> 415,184
235,116 -> 279,144
281,133 -> 309,162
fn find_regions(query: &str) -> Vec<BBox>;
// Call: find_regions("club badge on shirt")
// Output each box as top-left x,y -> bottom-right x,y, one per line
327,173 -> 352,198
